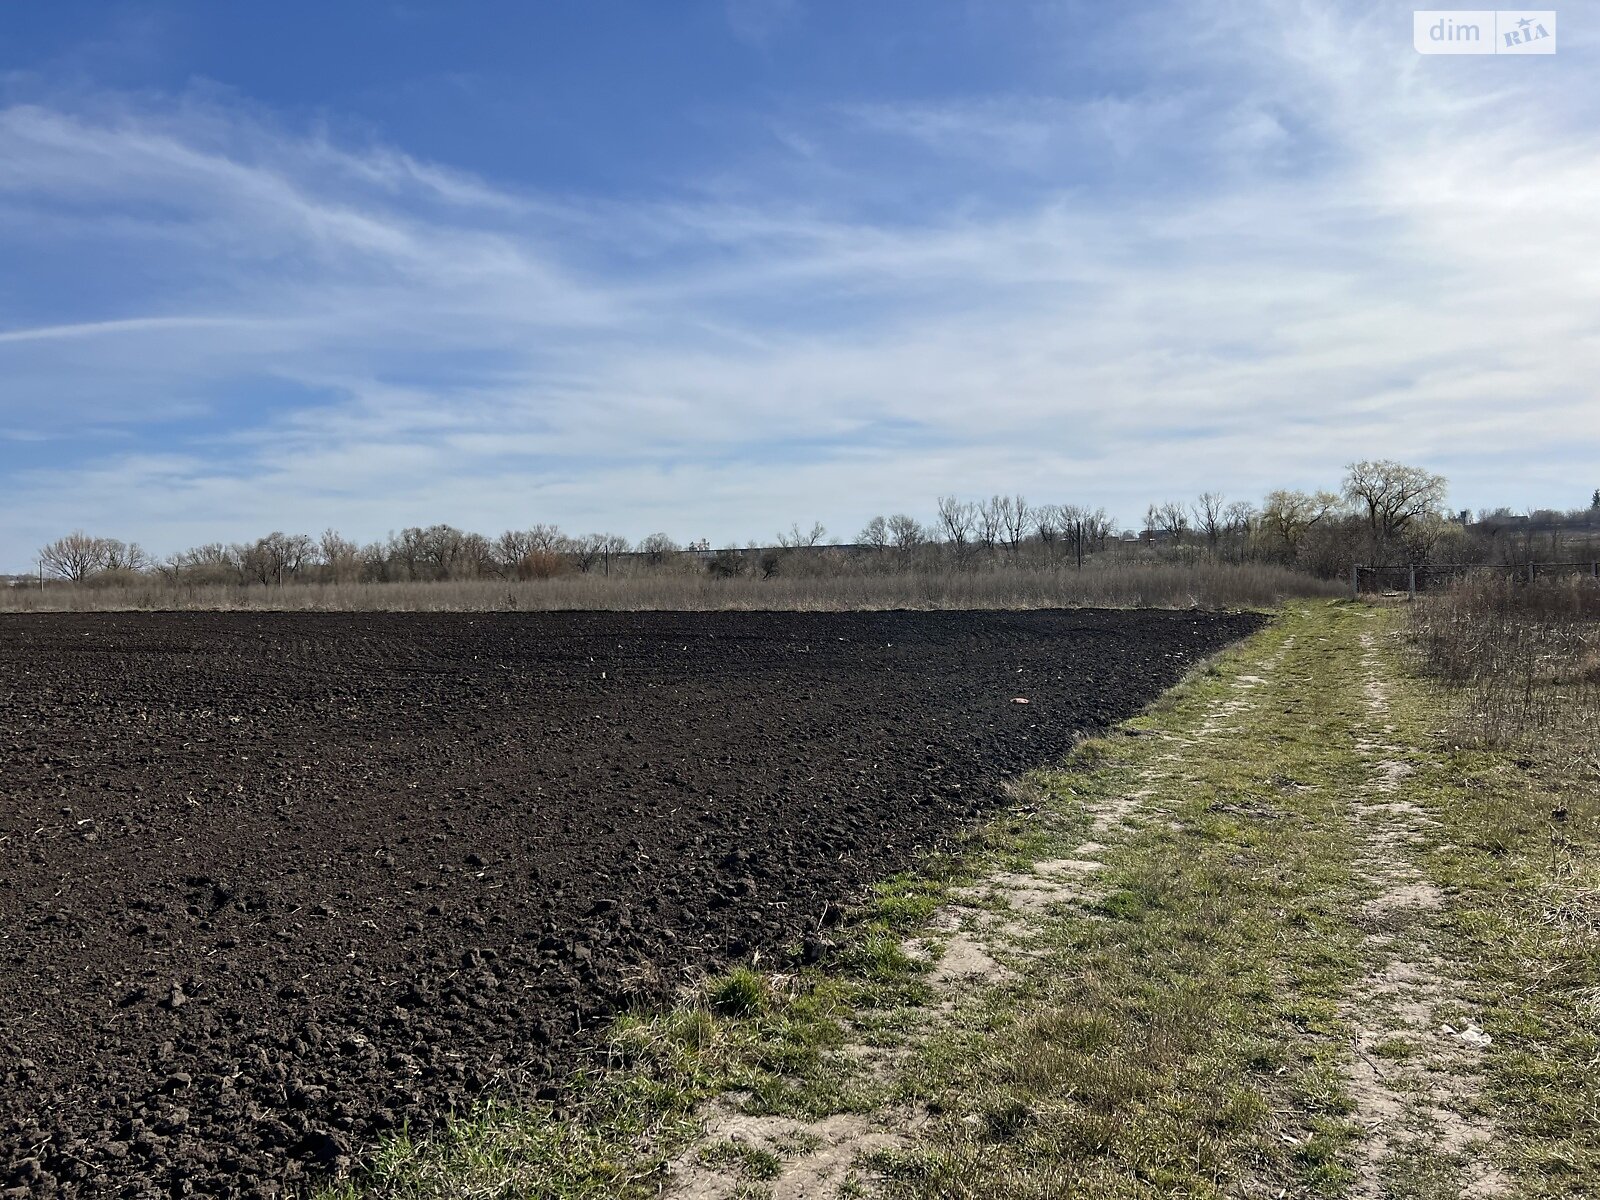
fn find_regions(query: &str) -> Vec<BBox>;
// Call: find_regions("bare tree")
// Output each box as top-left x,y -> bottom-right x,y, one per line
1034,504 -> 1062,549
1085,507 -> 1115,552
1342,461 -> 1448,557
998,494 -> 1030,557
936,496 -> 976,557
976,496 -> 1004,552
1062,502 -> 1100,569
570,533 -> 606,573
459,532 -> 495,578
887,514 -> 924,554
166,542 -> 240,585
1192,492 -> 1227,550
492,530 -> 533,577
96,540 -> 148,573
777,521 -> 827,549
1153,502 -> 1189,544
639,532 -> 679,565
236,532 -> 313,585
320,529 -> 361,583
1222,501 -> 1257,561
39,532 -> 109,583
526,524 -> 570,554
858,515 -> 890,550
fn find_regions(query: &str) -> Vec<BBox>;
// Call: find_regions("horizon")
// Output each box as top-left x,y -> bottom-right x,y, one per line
2,2 -> 1597,571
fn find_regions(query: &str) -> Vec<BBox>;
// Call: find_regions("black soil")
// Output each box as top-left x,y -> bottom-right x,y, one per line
0,608 -> 1262,1197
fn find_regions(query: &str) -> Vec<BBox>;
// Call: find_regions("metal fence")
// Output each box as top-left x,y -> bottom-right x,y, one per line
1352,560 -> 1600,599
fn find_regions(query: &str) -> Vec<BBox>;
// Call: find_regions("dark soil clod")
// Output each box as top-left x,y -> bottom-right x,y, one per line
0,607 -> 1261,1196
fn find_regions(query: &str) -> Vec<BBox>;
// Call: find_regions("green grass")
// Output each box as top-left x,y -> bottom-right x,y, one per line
871,604 -> 1374,1198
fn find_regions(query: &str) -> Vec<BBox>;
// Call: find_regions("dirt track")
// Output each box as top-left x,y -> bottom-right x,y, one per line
0,608 -> 1261,1197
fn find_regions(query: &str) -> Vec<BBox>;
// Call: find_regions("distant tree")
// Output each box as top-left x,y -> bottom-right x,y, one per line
39,531 -> 108,583
414,524 -> 469,580
777,521 -> 827,549
1153,502 -> 1189,544
99,540 -> 150,573
887,513 -> 924,552
1592,488 -> 1599,510
1059,505 -> 1089,568
237,532 -> 313,585
1087,509 -> 1115,551
1034,504 -> 1062,548
1192,492 -> 1227,550
1342,460 -> 1448,554
639,532 -> 679,565
1259,490 -> 1340,559
526,523 -> 570,554
998,495 -> 1030,556
936,496 -> 976,557
458,532 -> 495,579
320,529 -> 361,583
1051,504 -> 1107,568
1223,500 -> 1257,539
976,496 -> 1004,551
166,542 -> 240,585
858,515 -> 890,550
571,533 -> 608,573
492,530 -> 533,577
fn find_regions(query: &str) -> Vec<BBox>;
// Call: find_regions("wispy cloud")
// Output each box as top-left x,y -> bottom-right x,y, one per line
1,1 -> 1597,566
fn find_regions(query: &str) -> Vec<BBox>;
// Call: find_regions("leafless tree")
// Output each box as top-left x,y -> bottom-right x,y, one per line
1034,504 -> 1061,548
1153,502 -> 1189,544
459,532 -> 495,578
320,529 -> 362,583
1342,461 -> 1448,557
936,496 -> 976,557
887,514 -> 924,552
777,521 -> 827,549
976,496 -> 1004,552
1222,501 -> 1257,560
410,524 -> 468,580
1192,492 -> 1227,550
858,515 -> 890,550
39,532 -> 109,583
164,542 -> 239,585
1085,507 -> 1115,552
639,532 -> 679,565
237,532 -> 313,585
358,541 -> 389,582
998,494 -> 1030,557
98,540 -> 149,573
1058,505 -> 1092,569
526,524 -> 570,554
492,530 -> 533,577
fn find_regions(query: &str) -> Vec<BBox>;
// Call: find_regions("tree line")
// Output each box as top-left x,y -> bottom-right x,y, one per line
29,461 -> 1600,588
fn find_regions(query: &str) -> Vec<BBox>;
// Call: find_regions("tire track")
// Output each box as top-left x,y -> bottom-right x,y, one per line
1341,623 -> 1507,1199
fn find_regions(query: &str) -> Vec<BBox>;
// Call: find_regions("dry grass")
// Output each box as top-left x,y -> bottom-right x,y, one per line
1408,575 -> 1600,748
1,562 -> 1340,614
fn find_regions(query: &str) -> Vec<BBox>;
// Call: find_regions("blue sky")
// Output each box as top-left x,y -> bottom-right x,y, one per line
1,1 -> 1596,568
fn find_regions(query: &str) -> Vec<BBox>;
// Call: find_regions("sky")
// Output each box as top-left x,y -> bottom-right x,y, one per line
0,1 -> 1596,568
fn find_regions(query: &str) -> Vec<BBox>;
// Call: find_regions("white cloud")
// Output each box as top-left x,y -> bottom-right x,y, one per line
1,0 -> 1598,567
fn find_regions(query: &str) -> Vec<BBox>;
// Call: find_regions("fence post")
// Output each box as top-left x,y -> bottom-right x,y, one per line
1351,564 -> 1360,600
1527,561 -> 1536,585
1408,564 -> 1417,600
1592,561 -> 1598,580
